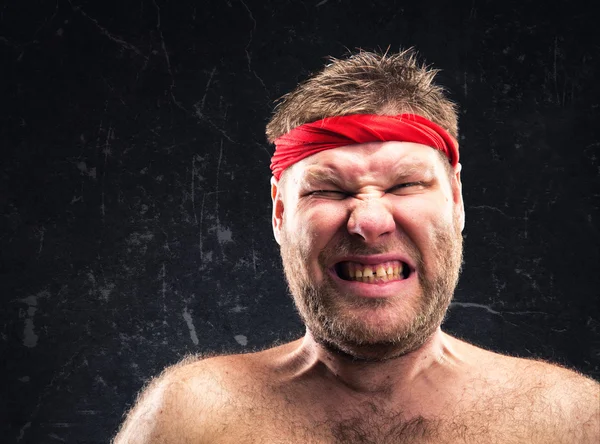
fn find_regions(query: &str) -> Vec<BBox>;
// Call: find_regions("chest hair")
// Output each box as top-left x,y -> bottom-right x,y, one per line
320,400 -> 440,444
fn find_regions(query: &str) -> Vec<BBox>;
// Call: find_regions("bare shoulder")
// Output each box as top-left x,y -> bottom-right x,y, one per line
493,350 -> 599,402
112,355 -> 229,444
111,347 -> 285,444
518,357 -> 599,442
472,344 -> 600,443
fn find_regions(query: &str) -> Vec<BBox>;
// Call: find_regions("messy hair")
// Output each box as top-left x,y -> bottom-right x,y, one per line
265,49 -> 458,142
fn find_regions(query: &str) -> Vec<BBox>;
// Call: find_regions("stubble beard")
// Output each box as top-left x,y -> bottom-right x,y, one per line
280,221 -> 463,362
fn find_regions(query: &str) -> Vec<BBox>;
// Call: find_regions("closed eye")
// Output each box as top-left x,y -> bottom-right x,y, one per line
387,182 -> 425,193
308,190 -> 348,200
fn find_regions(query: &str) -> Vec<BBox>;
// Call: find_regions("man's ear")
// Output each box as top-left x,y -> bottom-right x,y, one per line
271,176 -> 284,245
453,163 -> 465,232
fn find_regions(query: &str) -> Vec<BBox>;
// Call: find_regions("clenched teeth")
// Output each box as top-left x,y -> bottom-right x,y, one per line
338,261 -> 406,283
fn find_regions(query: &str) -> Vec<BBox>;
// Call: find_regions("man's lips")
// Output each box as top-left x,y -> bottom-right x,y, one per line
335,260 -> 406,283
330,255 -> 414,284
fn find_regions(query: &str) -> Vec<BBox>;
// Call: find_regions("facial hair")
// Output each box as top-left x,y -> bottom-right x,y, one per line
279,219 -> 463,362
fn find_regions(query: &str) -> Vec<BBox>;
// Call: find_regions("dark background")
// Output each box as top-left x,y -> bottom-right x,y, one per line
1,0 -> 599,442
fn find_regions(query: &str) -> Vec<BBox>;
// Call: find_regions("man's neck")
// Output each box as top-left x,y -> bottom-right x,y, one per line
288,328 -> 467,396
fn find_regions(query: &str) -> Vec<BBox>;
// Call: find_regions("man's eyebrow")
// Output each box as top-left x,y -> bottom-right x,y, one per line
299,161 -> 436,187
392,162 -> 436,179
301,168 -> 343,186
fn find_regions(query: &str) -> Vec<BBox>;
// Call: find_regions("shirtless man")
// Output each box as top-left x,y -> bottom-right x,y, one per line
113,50 -> 599,444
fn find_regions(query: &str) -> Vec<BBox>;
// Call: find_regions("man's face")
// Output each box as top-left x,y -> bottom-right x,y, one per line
271,142 -> 465,361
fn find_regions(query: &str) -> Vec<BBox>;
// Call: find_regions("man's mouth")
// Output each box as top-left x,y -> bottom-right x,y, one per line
334,261 -> 410,283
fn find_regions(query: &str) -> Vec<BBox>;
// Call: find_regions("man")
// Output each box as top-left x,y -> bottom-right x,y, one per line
114,50 -> 599,443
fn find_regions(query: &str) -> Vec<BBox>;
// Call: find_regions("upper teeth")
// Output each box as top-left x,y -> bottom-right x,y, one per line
341,261 -> 404,283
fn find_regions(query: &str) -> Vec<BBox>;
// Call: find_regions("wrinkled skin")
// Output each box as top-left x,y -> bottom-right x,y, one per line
272,141 -> 465,361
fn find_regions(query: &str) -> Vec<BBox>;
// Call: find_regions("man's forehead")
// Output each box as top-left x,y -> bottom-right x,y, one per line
292,143 -> 442,182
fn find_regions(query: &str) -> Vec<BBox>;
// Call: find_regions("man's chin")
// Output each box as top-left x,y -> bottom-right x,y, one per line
315,335 -> 426,362
309,321 -> 436,362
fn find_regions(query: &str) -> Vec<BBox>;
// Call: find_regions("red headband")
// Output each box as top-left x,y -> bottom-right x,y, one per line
270,114 -> 459,180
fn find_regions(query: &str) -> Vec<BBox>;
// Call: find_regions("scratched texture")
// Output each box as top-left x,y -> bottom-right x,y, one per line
1,0 -> 599,442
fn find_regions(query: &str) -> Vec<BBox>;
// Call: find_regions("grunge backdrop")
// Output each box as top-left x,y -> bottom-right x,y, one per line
2,0 -> 598,442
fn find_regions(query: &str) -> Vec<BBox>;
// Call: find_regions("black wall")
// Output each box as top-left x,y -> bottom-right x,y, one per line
2,1 -> 599,442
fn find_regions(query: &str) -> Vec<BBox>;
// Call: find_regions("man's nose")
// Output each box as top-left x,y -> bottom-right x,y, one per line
346,198 -> 395,243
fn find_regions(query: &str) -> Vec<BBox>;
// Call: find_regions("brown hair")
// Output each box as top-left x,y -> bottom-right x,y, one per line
265,49 -> 458,143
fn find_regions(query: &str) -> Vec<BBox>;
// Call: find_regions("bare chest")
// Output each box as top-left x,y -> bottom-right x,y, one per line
210,393 -> 553,444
